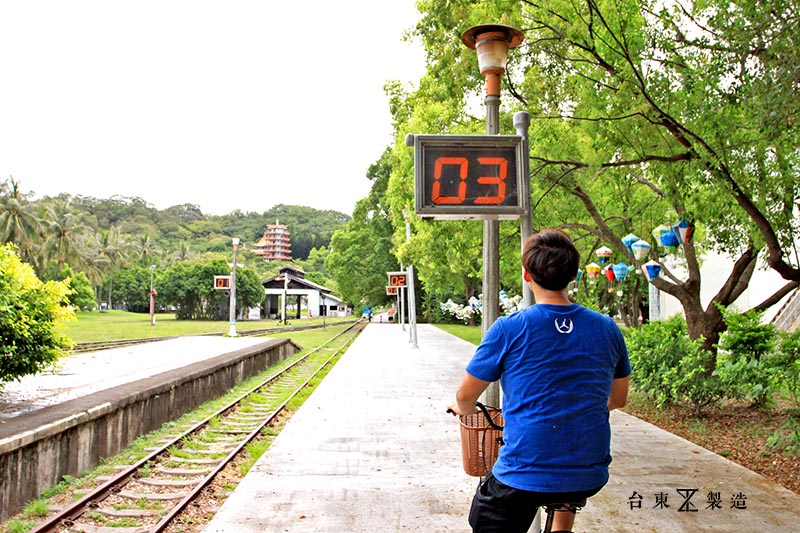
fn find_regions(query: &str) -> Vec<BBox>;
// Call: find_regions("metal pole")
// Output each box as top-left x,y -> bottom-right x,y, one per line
149,264 -> 156,326
228,239 -> 239,337
282,274 -> 288,324
400,269 -> 406,330
404,213 -> 419,348
481,90 -> 502,407
514,111 -> 534,308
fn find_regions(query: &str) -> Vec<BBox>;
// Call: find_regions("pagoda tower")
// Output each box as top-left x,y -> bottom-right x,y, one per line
252,220 -> 292,262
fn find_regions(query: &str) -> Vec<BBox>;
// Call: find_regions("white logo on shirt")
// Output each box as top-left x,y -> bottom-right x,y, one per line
555,318 -> 574,334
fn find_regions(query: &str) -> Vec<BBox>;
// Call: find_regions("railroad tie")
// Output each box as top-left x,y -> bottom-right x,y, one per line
117,490 -> 189,501
96,507 -> 161,518
138,477 -> 198,487
69,525 -> 151,533
154,465 -> 212,476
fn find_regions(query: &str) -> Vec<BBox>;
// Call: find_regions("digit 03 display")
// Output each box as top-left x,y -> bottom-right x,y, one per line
409,134 -> 525,220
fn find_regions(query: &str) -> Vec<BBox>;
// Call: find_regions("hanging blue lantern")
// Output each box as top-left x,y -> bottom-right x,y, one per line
622,233 -> 640,252
612,262 -> 630,281
673,219 -> 695,243
652,225 -> 671,244
631,239 -> 651,260
661,230 -> 680,253
641,260 -> 662,281
574,268 -> 583,284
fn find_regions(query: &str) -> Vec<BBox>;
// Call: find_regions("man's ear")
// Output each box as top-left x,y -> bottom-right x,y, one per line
523,270 -> 532,283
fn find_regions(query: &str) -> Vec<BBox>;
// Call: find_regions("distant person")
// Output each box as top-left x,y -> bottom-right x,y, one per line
387,306 -> 395,323
449,229 -> 630,533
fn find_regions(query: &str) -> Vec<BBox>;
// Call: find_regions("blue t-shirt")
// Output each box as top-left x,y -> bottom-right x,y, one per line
466,303 -> 630,492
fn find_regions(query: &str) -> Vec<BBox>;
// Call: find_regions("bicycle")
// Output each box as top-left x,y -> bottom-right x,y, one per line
448,402 -> 586,533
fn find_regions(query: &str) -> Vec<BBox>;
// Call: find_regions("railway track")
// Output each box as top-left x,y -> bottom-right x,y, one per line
31,320 -> 366,533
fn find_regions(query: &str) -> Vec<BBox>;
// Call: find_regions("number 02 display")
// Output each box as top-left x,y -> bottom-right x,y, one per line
409,134 -> 525,220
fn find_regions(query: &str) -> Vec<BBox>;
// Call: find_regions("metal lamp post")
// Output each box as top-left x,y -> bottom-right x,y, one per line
462,24 -> 524,405
403,208 -> 419,348
228,237 -> 240,337
514,111 -> 534,308
149,264 -> 156,326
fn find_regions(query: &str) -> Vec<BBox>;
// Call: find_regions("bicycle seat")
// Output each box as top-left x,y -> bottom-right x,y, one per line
542,498 -> 586,512
542,498 -> 587,533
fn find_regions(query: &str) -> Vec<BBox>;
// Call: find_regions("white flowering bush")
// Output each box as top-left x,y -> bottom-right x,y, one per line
440,292 -> 522,323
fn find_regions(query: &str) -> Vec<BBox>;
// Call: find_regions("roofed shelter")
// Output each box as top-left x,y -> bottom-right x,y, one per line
262,266 -> 349,320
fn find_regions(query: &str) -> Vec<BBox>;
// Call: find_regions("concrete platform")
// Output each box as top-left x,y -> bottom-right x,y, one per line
0,336 -> 269,420
0,335 -> 296,520
203,323 -> 800,532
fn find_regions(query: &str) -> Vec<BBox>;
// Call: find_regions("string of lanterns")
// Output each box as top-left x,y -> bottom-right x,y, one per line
577,220 -> 695,292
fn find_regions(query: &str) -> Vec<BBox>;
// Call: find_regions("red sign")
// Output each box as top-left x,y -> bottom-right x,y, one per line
387,272 -> 407,288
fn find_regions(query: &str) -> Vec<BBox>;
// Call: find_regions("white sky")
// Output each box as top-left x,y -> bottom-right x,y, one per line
0,1 -> 425,216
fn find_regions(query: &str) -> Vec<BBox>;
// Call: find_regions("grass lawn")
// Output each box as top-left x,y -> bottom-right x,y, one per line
435,323 -> 481,346
61,310 -> 353,343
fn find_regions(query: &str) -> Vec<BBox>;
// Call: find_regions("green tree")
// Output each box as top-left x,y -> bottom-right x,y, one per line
44,197 -> 88,280
92,226 -> 131,309
0,178 -> 42,265
158,258 -> 263,320
402,0 -> 800,368
58,264 -> 96,311
297,246 -> 335,290
0,243 -> 74,384
113,266 -> 154,312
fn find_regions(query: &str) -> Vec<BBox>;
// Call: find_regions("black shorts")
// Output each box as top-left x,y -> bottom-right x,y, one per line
468,472 -> 603,533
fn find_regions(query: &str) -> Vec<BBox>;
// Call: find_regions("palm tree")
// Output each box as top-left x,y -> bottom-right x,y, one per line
44,197 -> 88,280
133,234 -> 159,267
0,178 -> 42,261
94,226 -> 131,308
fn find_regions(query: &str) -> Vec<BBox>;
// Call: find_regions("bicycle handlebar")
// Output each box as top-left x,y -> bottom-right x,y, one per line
447,402 -> 504,431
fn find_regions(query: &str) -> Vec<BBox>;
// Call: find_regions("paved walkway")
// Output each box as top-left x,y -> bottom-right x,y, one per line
203,323 -> 800,532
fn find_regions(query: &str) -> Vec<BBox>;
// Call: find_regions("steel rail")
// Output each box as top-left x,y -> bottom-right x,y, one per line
30,319 -> 365,533
151,321 -> 365,532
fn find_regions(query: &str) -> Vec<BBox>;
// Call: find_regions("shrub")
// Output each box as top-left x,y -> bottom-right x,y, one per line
0,244 -> 75,384
715,308 -> 776,408
626,315 -> 723,415
767,329 -> 800,410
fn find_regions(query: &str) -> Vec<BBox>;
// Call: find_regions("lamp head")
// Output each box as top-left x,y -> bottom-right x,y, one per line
461,24 -> 524,76
232,237 -> 240,246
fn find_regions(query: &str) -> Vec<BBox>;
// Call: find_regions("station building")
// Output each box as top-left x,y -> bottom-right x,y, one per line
262,266 -> 349,319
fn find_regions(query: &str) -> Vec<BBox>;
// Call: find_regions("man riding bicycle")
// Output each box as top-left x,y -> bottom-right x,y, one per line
449,229 -> 630,533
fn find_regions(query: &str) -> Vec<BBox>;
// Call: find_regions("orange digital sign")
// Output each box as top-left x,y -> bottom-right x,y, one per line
387,272 -> 407,288
410,134 -> 524,220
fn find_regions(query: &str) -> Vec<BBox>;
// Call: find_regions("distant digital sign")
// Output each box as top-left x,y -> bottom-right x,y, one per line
214,275 -> 231,289
387,272 -> 407,288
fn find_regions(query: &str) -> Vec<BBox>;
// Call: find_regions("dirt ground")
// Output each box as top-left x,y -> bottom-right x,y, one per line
623,392 -> 800,496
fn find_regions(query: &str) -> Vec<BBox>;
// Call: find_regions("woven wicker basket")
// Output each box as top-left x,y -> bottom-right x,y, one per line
458,404 -> 504,477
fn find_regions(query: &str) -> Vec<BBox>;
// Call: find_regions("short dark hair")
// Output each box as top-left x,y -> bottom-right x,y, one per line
522,229 -> 580,291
